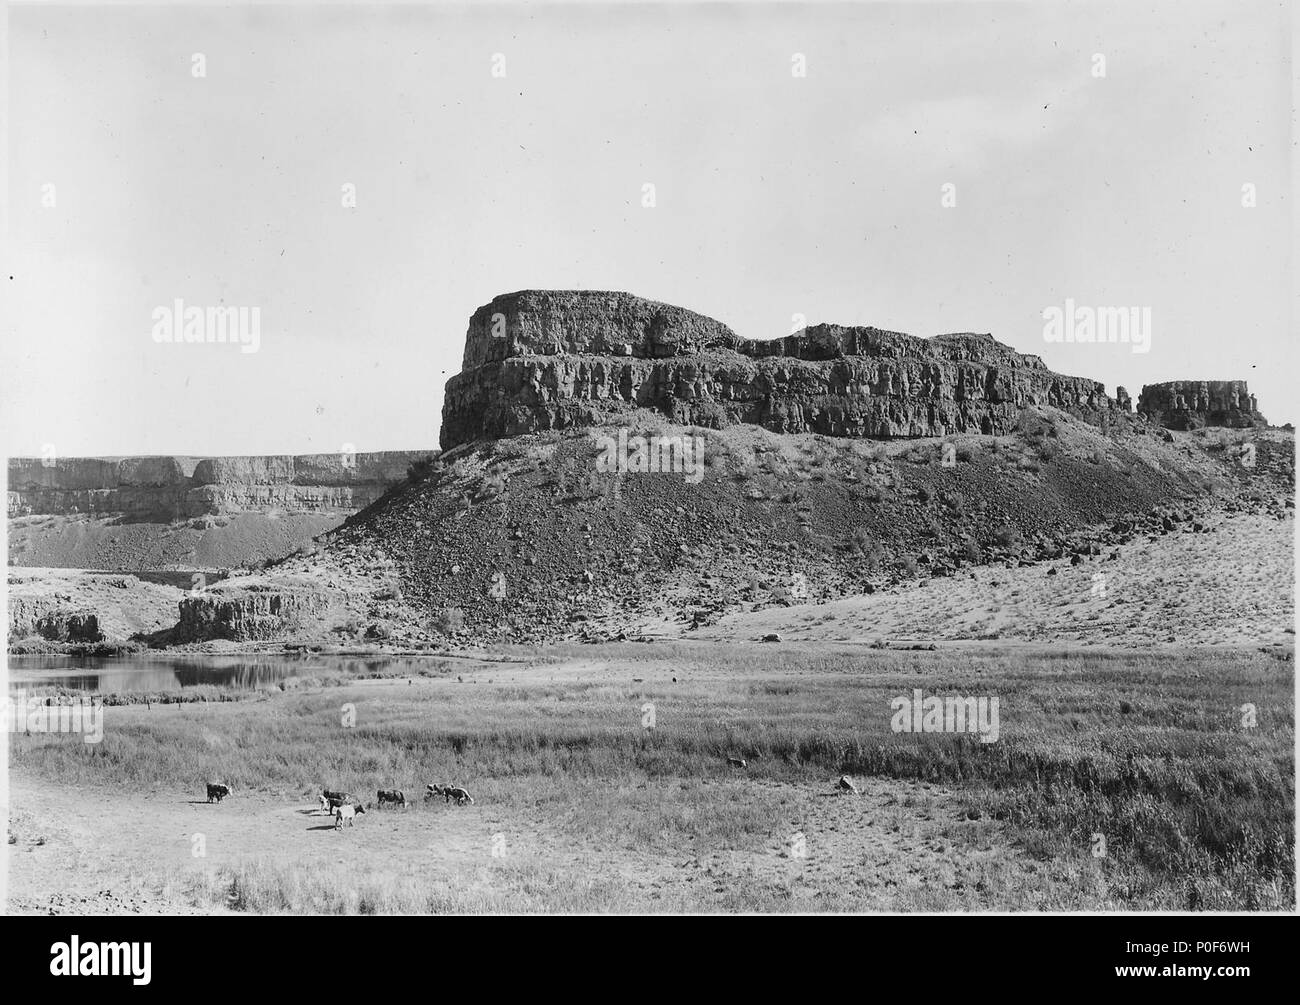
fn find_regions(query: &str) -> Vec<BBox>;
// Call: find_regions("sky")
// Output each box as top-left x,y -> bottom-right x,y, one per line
2,0 -> 1294,457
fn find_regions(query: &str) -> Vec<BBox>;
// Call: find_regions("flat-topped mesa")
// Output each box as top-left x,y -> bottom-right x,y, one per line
442,290 -> 1120,449
1137,380 -> 1267,431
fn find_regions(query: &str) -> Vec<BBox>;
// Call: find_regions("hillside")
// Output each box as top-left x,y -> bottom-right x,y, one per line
698,507 -> 1293,649
237,415 -> 1291,646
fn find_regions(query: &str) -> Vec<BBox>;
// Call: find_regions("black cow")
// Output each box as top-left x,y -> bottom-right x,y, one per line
206,783 -> 231,803
322,789 -> 357,811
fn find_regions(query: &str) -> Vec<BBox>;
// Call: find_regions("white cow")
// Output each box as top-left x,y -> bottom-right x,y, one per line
334,802 -> 365,830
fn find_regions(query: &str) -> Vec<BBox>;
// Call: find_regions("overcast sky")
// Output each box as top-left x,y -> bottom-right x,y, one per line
3,0 -> 1294,457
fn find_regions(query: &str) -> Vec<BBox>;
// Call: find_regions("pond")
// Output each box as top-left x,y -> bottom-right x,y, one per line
6,654 -> 446,693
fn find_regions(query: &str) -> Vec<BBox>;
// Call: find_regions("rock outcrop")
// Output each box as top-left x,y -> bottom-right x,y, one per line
1137,381 -> 1267,431
441,290 -> 1123,449
10,596 -> 103,643
7,451 -> 431,521
174,581 -> 334,641
7,569 -> 187,644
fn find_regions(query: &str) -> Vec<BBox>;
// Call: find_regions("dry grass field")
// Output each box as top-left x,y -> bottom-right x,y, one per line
8,643 -> 1292,913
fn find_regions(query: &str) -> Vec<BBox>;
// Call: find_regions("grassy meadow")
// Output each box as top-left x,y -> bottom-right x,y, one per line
9,643 -> 1294,912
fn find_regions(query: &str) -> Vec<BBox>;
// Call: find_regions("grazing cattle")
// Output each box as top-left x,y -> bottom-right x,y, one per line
206,783 -> 231,803
377,789 -> 408,809
334,802 -> 365,830
442,785 -> 474,806
727,757 -> 747,768
838,775 -> 859,795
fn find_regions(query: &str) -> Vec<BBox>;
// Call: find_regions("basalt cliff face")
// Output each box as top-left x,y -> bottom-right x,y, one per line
1137,381 -> 1267,431
7,451 -> 430,522
440,290 -> 1125,449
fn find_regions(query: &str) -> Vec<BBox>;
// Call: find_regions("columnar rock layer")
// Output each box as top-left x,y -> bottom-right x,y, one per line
440,290 -> 1123,449
1137,381 -> 1267,431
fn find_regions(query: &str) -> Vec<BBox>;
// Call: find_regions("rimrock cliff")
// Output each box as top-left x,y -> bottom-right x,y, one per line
440,290 -> 1124,449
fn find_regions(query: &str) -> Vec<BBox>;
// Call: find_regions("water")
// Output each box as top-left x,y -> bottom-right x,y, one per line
6,654 -> 442,693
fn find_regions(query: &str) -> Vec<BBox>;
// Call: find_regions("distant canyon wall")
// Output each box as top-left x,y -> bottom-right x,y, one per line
7,451 -> 432,521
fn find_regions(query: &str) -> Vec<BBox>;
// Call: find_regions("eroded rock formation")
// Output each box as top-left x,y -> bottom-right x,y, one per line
1137,381 -> 1267,431
441,290 -> 1123,449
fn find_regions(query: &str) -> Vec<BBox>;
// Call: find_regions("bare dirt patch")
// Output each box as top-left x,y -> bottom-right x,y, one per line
6,770 -> 1069,914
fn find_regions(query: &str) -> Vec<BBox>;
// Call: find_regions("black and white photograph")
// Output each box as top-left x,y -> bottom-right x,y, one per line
1,0 -> 1295,942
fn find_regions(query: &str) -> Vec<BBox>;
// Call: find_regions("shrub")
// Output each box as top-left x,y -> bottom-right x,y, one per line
476,471 -> 509,501
406,456 -> 437,482
849,527 -> 872,553
331,618 -> 361,636
994,525 -> 1022,549
374,578 -> 403,602
431,608 -> 465,635
852,536 -> 887,573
